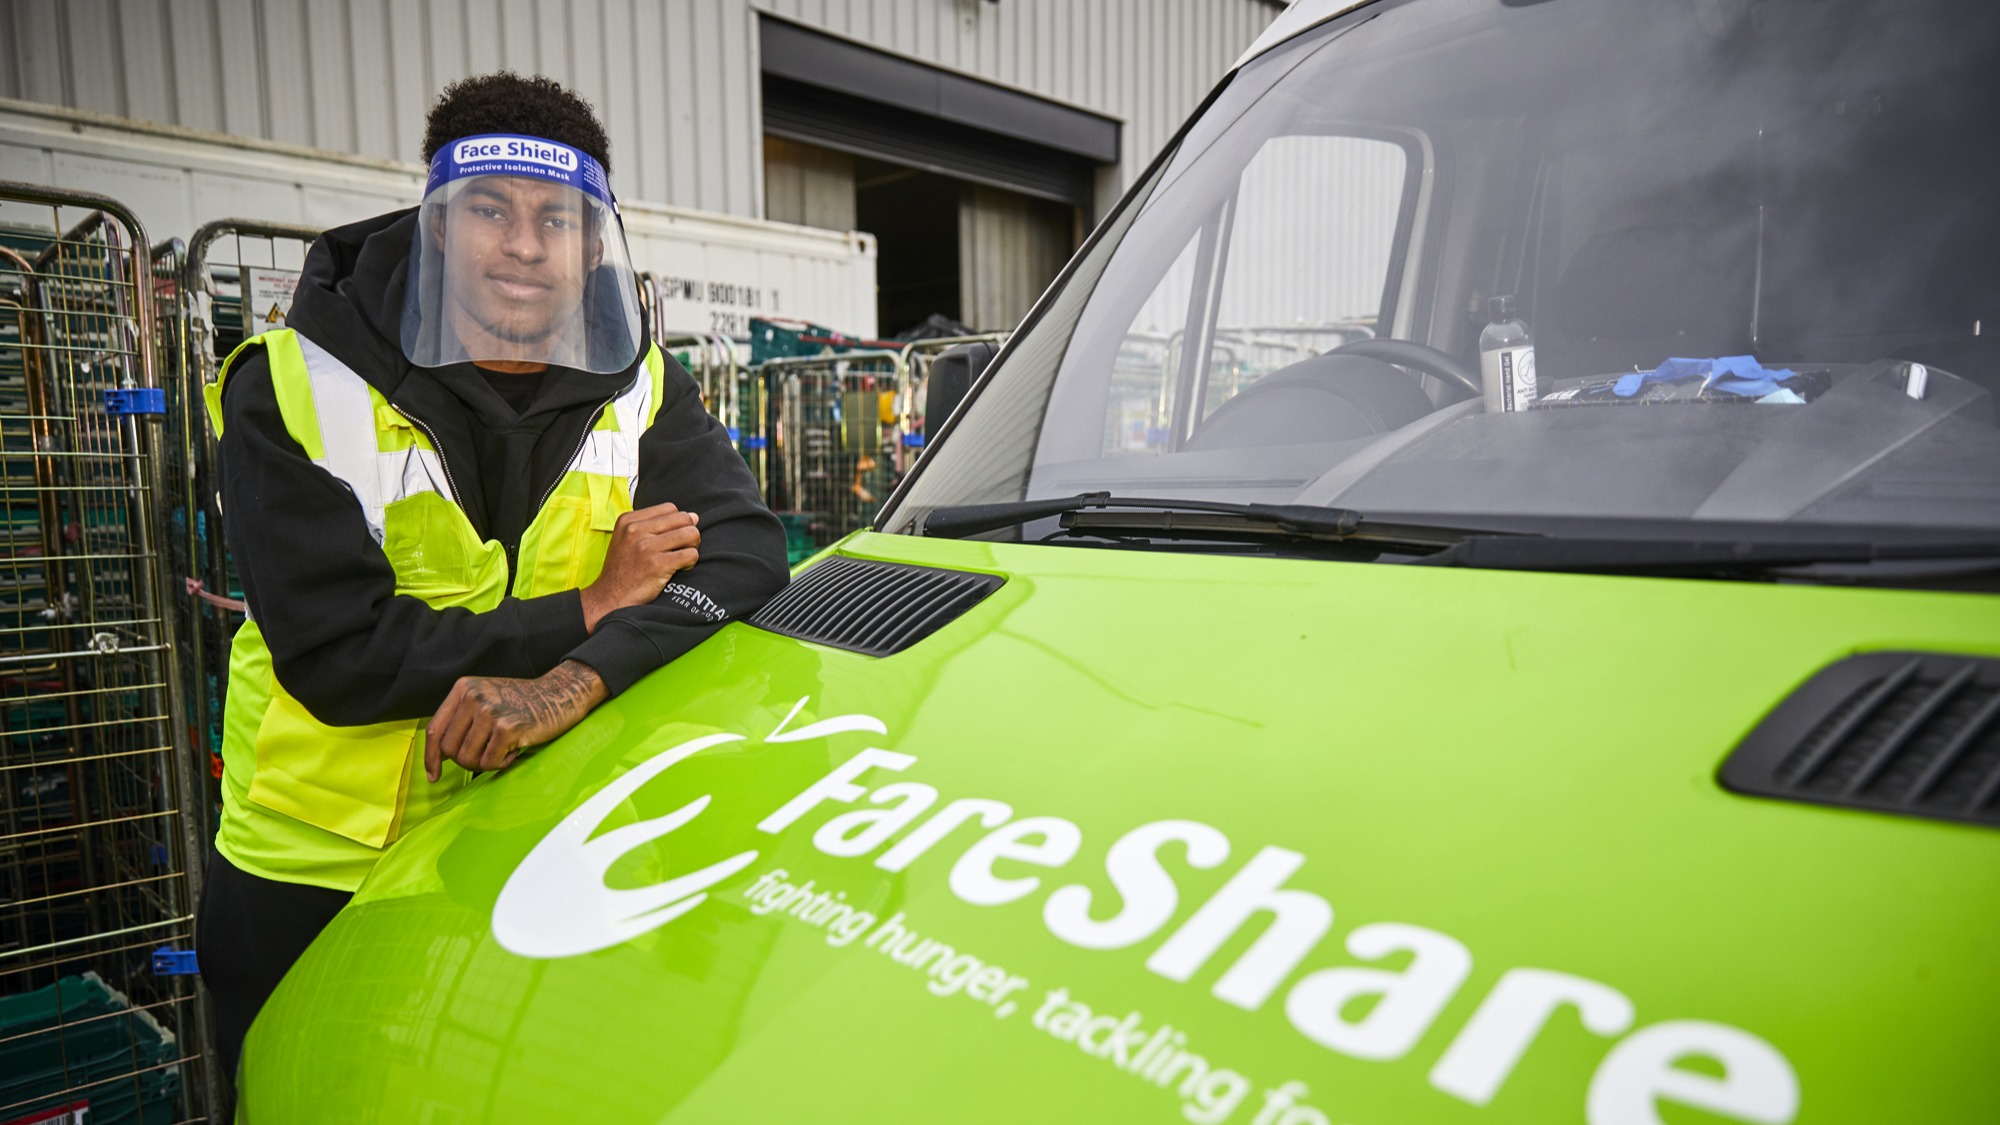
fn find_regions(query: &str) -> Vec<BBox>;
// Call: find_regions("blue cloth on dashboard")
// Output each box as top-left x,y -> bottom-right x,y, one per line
1612,355 -> 1798,399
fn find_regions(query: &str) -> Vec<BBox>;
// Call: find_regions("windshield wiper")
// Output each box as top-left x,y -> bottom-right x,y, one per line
1409,535 -> 2000,576
920,496 -> 2000,585
921,492 -> 1356,538
920,492 -> 1487,548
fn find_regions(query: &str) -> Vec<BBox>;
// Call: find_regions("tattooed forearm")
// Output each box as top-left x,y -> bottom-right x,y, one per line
472,661 -> 607,733
424,662 -> 611,780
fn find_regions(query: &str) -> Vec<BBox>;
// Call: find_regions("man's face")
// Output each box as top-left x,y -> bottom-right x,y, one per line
434,176 -> 603,357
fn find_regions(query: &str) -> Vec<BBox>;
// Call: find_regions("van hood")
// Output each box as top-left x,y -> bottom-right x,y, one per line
241,533 -> 2000,1124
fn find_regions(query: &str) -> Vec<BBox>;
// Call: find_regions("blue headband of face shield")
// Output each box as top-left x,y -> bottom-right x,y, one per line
426,134 -> 620,212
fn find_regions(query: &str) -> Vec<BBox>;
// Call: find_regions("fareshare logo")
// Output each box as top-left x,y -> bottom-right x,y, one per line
492,699 -> 1802,1124
491,702 -> 885,958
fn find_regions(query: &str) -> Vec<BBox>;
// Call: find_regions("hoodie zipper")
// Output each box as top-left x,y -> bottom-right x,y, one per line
535,393 -> 619,517
393,402 -> 464,507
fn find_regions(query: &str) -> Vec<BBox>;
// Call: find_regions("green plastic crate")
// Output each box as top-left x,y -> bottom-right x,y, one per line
0,973 -> 181,1125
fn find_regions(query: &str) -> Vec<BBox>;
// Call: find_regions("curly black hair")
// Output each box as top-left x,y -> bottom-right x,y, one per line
421,72 -> 612,173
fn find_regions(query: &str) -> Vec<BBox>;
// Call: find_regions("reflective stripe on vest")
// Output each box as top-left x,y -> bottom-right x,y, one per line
290,333 -> 658,543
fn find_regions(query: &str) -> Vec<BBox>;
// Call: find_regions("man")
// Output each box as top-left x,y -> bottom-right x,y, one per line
193,73 -> 789,1079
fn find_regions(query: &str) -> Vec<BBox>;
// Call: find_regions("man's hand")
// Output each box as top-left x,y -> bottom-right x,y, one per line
580,502 -> 701,632
424,660 -> 610,781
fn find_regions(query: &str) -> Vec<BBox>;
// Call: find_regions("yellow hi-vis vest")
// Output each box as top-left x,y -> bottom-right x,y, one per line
203,328 -> 666,891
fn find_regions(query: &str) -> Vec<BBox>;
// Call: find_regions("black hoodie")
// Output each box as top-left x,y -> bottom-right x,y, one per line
219,209 -> 789,724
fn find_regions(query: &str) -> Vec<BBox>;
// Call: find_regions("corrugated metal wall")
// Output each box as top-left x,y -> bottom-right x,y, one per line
763,134 -> 856,230
958,182 -> 1073,331
0,0 -> 1279,220
756,0 -> 1278,214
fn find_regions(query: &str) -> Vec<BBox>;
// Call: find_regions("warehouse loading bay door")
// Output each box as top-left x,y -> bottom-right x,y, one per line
759,18 -> 1118,337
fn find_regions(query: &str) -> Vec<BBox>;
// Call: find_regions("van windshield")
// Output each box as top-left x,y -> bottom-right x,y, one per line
882,0 -> 2000,547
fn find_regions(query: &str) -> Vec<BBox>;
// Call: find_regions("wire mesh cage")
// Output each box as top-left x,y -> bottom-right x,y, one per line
0,183 -> 208,1123
659,331 -> 763,480
147,241 -> 200,844
735,360 -> 772,500
166,221 -> 318,857
765,350 -> 904,560
641,276 -> 769,500
656,329 -> 747,437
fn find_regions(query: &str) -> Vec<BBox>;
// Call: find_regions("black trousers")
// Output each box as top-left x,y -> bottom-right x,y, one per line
194,851 -> 350,1084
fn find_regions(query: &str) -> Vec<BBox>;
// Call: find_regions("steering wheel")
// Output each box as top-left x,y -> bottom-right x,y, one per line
1325,338 -> 1482,398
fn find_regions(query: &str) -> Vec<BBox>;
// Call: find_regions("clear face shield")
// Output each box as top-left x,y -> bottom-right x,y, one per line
405,134 -> 644,374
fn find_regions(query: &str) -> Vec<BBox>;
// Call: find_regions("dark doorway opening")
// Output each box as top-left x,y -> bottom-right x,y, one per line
854,160 -> 962,339
758,19 -> 1117,337
764,131 -> 1085,336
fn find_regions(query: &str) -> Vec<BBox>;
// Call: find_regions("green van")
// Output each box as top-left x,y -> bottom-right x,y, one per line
241,1 -> 2000,1121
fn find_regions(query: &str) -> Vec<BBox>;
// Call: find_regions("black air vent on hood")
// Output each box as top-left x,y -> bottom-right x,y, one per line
1721,652 -> 2000,829
747,556 -> 1002,657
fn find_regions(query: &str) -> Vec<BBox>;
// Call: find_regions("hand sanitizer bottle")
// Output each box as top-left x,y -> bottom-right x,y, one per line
1479,295 -> 1537,413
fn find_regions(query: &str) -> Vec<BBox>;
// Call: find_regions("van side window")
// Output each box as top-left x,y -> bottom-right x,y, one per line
1098,133 -> 1412,458
1105,235 -> 1201,455
1205,134 -> 1409,421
